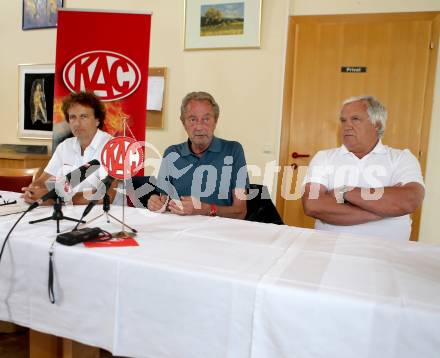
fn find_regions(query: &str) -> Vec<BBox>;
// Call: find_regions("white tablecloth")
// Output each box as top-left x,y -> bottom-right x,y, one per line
0,192 -> 439,358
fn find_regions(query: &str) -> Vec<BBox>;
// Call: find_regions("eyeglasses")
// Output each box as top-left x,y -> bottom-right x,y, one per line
0,195 -> 17,206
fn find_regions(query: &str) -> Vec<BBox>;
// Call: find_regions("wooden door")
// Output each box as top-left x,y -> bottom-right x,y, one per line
277,12 -> 440,241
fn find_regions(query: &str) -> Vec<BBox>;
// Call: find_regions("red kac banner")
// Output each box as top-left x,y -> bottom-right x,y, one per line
53,9 -> 151,150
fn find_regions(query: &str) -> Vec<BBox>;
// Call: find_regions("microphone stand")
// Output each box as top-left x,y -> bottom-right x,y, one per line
86,188 -> 137,236
29,195 -> 85,233
86,116 -> 139,237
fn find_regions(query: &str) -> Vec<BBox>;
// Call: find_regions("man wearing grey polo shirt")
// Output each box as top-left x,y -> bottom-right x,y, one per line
302,96 -> 425,241
147,91 -> 249,219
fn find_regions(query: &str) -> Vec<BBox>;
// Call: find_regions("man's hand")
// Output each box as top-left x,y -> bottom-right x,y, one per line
330,186 -> 353,204
331,182 -> 401,204
168,196 -> 205,216
21,172 -> 52,205
147,194 -> 168,212
21,183 -> 49,204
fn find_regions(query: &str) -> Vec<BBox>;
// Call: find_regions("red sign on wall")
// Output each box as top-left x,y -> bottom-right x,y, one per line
53,9 -> 151,152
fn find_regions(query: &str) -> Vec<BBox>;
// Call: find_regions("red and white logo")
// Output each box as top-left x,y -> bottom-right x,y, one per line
101,137 -> 144,180
62,50 -> 141,101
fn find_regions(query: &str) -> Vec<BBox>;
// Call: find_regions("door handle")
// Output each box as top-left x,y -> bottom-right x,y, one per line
291,152 -> 310,159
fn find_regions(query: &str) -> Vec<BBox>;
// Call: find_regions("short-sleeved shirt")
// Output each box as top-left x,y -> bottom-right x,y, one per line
45,129 -> 112,193
304,141 -> 424,241
156,137 -> 249,206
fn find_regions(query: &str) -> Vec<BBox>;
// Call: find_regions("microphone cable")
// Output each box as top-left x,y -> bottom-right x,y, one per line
0,206 -> 33,266
0,206 -> 59,304
72,176 -> 115,231
72,204 -> 91,231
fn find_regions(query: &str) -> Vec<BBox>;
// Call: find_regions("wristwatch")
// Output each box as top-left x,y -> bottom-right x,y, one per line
335,186 -> 351,204
209,203 -> 217,216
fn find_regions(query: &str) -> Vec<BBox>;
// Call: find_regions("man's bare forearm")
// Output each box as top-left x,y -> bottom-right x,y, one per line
344,183 -> 424,217
202,201 -> 247,219
302,183 -> 382,225
303,194 -> 382,225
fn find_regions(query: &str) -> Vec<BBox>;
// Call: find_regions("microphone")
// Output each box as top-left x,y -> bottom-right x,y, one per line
29,159 -> 101,211
80,176 -> 114,219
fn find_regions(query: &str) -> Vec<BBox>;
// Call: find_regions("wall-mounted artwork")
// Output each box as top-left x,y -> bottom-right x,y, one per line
184,0 -> 262,50
18,64 -> 55,139
22,0 -> 63,30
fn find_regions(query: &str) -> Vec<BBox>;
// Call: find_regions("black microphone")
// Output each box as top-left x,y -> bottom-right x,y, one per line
28,159 -> 101,211
80,176 -> 114,219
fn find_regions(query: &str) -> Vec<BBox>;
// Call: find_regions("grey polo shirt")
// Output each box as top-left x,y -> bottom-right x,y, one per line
156,137 -> 248,206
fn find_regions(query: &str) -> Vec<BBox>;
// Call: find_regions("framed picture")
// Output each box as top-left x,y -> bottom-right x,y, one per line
184,0 -> 262,50
22,0 -> 63,30
18,64 -> 55,139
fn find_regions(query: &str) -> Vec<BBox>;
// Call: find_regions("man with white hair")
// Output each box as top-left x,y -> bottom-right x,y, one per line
302,96 -> 425,241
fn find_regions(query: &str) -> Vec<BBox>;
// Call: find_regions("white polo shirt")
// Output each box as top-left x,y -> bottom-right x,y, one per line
45,129 -> 112,195
304,141 -> 424,241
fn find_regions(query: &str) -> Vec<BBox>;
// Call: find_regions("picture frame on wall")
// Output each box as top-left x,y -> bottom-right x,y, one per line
18,64 -> 55,139
184,0 -> 262,50
22,0 -> 63,30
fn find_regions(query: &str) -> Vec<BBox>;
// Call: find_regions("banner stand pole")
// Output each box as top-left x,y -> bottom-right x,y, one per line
112,116 -> 137,238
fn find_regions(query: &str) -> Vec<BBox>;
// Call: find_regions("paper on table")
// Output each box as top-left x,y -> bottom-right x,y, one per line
0,203 -> 28,216
147,76 -> 165,111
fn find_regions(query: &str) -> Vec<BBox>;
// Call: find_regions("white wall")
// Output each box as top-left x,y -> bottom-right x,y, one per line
0,2 -> 57,147
290,0 -> 440,243
420,55 -> 440,244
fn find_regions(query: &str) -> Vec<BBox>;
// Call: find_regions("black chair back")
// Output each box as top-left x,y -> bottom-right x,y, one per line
126,176 -> 157,208
245,184 -> 284,225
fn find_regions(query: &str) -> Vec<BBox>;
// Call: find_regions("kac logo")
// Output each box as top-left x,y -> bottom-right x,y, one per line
101,137 -> 144,180
62,50 -> 141,101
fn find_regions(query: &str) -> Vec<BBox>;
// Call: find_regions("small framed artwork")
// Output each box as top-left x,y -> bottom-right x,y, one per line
184,0 -> 262,50
22,0 -> 63,30
18,64 -> 55,139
